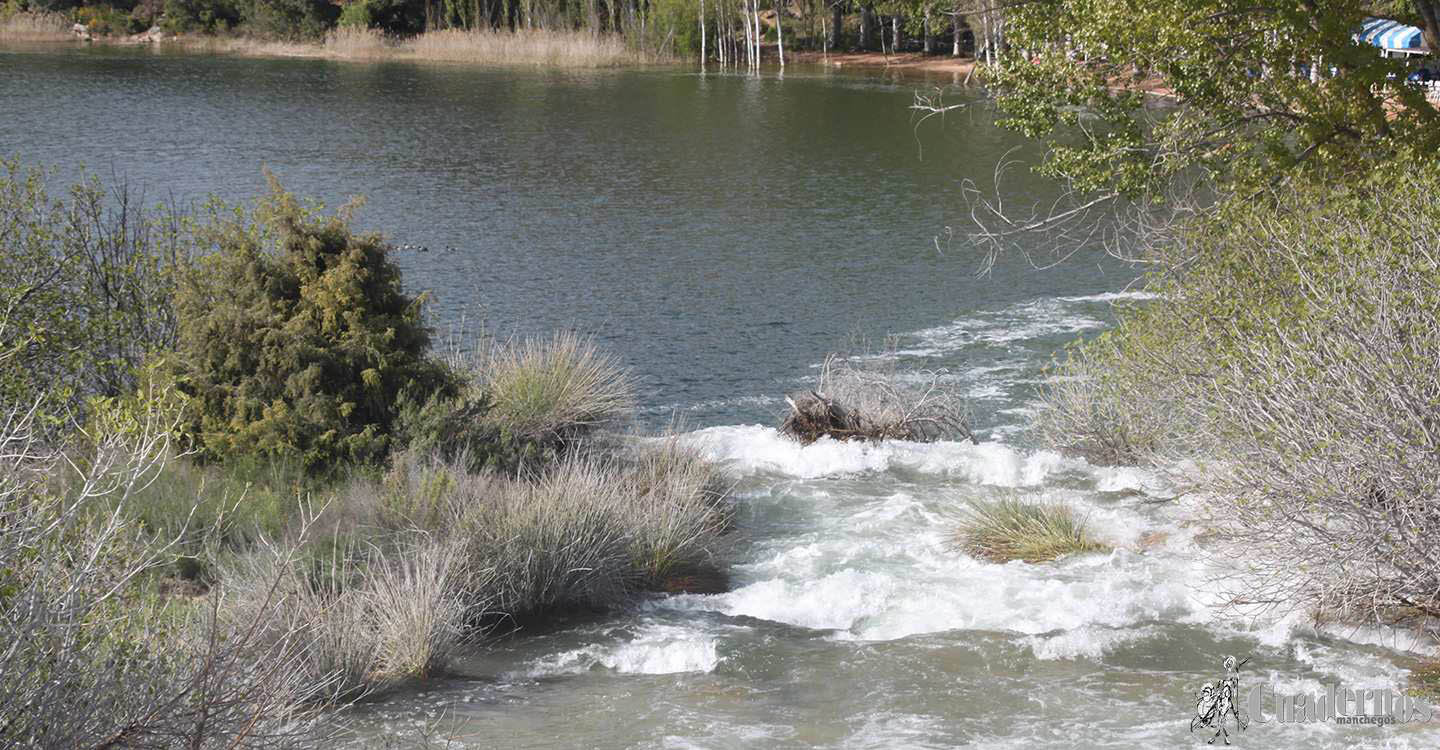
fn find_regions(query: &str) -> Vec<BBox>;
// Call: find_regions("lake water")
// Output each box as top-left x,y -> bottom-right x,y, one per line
3,45 -> 1436,749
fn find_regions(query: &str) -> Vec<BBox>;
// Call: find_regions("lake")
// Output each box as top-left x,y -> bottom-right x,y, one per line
2,44 -> 1434,749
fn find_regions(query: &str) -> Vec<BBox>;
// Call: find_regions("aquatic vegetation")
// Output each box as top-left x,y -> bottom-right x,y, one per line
1409,660 -> 1440,701
956,496 -> 1108,563
402,28 -> 648,67
781,353 -> 974,445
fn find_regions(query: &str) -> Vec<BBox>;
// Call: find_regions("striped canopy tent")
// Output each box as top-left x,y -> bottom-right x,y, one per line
1356,17 -> 1428,53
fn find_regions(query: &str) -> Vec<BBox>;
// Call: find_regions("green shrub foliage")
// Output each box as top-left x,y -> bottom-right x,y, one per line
172,177 -> 448,468
0,158 -> 182,430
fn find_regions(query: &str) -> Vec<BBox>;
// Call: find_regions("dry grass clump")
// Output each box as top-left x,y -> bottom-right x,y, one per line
0,11 -> 71,41
247,27 -> 647,67
450,441 -> 734,615
214,440 -> 733,686
216,531 -> 477,699
615,433 -> 735,591
458,456 -> 636,615
480,330 -> 635,445
166,35 -> 323,58
956,496 -> 1108,563
324,25 -> 391,57
781,353 -> 974,445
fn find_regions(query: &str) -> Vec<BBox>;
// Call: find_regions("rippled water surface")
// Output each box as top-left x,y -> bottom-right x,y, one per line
3,45 -> 1436,748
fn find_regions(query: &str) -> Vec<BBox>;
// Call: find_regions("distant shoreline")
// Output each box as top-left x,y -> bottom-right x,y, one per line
2,27 -> 984,78
788,50 -> 978,78
0,27 -> 665,68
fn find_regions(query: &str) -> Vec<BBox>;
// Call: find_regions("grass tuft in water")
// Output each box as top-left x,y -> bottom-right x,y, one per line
956,496 -> 1108,563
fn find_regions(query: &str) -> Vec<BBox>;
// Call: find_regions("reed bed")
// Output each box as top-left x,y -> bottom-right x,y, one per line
1,22 -> 653,68
400,28 -> 645,67
323,27 -> 649,67
0,11 -> 71,41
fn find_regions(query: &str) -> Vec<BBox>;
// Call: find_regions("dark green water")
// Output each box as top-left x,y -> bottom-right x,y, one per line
3,45 -> 1435,749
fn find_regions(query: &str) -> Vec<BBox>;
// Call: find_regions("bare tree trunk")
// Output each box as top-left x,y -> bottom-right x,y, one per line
981,11 -> 989,65
830,0 -> 843,49
700,0 -> 707,67
923,13 -> 932,54
775,0 -> 785,67
952,12 -> 960,56
1417,0 -> 1440,52
859,3 -> 872,50
742,0 -> 752,67
753,0 -> 762,69
892,14 -> 901,52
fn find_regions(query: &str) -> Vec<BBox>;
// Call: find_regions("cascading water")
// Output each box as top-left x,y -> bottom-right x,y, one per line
353,291 -> 1440,749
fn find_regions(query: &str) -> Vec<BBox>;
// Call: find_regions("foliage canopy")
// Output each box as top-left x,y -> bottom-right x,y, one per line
988,0 -> 1440,205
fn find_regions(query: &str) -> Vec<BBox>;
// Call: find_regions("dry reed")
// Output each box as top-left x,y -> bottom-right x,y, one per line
0,11 -> 71,42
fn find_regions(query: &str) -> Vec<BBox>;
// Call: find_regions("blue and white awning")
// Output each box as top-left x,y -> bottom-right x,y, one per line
1356,17 -> 1427,52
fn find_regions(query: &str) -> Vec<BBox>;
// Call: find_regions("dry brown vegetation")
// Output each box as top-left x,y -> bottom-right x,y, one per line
781,353 -> 974,444
1035,167 -> 1440,629
62,26 -> 657,67
0,11 -> 70,41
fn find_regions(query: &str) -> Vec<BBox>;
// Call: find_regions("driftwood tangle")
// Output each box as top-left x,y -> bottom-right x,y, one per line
779,355 -> 978,445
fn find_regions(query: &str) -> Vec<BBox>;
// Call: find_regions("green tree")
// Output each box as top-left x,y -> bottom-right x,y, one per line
171,177 -> 449,469
244,0 -> 339,39
0,159 -> 181,429
162,0 -> 243,32
986,1 -> 1440,209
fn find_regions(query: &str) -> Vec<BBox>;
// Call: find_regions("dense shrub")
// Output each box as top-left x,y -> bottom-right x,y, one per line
0,158 -> 183,431
244,0 -> 338,40
360,0 -> 422,35
0,383 -> 330,747
171,178 -> 450,469
73,3 -> 141,33
335,0 -> 369,27
161,0 -> 241,31
1035,164 -> 1440,624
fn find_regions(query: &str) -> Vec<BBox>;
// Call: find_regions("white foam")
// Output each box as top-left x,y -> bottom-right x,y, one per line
682,424 -> 1085,485
907,309 -> 1105,352
1056,291 -> 1158,303
1323,625 -> 1440,657
664,518 -> 1207,643
852,295 -> 1128,362
1026,625 -> 1160,660
521,624 -> 721,676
